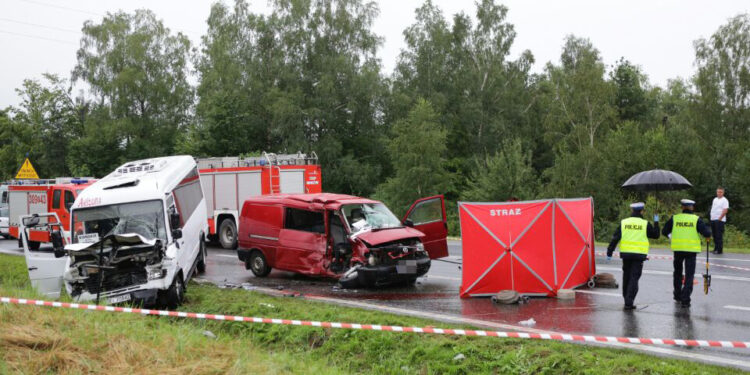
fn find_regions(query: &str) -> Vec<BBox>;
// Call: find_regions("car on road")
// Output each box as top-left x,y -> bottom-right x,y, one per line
237,193 -> 448,287
23,156 -> 208,308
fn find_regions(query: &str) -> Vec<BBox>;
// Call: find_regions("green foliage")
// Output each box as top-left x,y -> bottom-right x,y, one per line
724,225 -> 750,249
376,99 -> 450,214
463,138 -> 538,202
72,9 -> 194,169
190,0 -> 387,195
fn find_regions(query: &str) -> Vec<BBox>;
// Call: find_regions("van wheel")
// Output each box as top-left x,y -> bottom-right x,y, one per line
218,219 -> 238,250
338,269 -> 361,289
196,238 -> 206,274
248,251 -> 271,277
165,274 -> 185,309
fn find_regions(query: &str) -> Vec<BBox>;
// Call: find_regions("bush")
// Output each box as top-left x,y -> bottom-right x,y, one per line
723,225 -> 750,249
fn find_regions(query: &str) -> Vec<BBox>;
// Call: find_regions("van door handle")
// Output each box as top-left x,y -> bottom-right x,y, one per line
28,266 -> 38,271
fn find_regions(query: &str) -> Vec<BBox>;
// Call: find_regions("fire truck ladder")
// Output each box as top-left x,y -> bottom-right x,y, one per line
263,152 -> 281,194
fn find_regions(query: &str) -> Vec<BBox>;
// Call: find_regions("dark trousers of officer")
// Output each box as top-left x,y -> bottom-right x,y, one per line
622,259 -> 644,307
711,221 -> 725,253
672,252 -> 697,304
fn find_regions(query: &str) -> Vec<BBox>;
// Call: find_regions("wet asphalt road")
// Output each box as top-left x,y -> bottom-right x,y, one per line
197,240 -> 750,370
3,239 -> 750,369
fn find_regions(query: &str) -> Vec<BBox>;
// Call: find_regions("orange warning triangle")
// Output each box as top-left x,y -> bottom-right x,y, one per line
15,158 -> 39,179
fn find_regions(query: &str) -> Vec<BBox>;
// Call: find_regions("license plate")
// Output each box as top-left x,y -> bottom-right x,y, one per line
396,260 -> 417,274
107,294 -> 131,304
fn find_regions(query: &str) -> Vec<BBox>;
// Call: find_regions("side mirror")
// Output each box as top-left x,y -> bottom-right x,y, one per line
170,211 -> 181,229
22,215 -> 40,227
51,230 -> 66,258
403,219 -> 414,228
172,228 -> 183,240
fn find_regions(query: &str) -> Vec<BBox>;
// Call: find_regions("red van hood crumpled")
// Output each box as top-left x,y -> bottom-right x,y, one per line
353,227 -> 424,246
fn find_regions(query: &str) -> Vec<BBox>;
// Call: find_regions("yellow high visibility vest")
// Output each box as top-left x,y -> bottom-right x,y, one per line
620,217 -> 649,255
670,213 -> 701,252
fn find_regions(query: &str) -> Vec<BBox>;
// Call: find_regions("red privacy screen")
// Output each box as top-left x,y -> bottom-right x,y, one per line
458,198 -> 595,298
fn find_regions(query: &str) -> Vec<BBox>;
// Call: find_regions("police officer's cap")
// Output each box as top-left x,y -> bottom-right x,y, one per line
681,199 -> 695,206
629,202 -> 645,210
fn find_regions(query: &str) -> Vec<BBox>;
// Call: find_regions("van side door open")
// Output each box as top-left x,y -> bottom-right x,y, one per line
21,213 -> 68,298
403,195 -> 448,259
278,207 -> 327,273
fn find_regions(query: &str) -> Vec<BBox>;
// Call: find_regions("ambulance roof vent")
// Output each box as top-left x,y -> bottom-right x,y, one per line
114,159 -> 168,176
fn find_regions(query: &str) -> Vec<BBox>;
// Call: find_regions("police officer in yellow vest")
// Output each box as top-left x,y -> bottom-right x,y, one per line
662,199 -> 711,308
607,202 -> 660,310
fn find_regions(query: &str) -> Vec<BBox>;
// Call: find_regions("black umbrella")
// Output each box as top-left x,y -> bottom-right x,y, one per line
621,169 -> 692,192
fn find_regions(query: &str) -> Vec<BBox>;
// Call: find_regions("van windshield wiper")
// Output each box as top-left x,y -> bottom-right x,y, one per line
370,226 -> 404,232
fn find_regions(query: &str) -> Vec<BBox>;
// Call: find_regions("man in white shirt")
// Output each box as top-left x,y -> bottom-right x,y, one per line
710,187 -> 729,254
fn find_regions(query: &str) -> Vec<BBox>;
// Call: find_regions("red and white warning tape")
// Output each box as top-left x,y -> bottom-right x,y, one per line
595,251 -> 750,272
2,296 -> 749,349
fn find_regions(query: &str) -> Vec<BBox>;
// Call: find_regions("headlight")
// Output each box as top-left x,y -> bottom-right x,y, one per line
147,269 -> 166,280
368,254 -> 377,266
416,242 -> 425,252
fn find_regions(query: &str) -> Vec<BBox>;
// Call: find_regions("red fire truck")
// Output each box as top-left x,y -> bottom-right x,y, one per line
197,152 -> 322,249
8,178 -> 95,249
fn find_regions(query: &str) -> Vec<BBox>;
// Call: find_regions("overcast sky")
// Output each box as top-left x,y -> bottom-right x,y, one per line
0,0 -> 748,108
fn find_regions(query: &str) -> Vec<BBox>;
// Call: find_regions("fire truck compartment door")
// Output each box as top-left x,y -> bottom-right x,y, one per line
280,170 -> 305,194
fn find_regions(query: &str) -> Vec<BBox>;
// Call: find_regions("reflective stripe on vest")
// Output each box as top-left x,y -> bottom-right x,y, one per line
620,217 -> 649,255
671,213 -> 701,252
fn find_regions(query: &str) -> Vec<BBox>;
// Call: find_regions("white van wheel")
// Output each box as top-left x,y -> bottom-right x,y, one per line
248,251 -> 271,277
197,238 -> 206,273
166,274 -> 185,309
218,219 -> 238,250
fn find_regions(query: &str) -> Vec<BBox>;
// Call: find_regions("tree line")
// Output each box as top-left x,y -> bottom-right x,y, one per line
1,0 -> 749,241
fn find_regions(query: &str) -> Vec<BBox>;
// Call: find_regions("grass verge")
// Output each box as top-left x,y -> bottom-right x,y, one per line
0,254 -> 743,374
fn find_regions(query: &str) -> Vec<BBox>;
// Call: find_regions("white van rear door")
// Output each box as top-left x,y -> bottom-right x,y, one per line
23,232 -> 67,298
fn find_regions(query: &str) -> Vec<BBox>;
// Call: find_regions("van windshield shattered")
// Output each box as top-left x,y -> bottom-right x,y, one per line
72,200 -> 167,243
341,203 -> 402,234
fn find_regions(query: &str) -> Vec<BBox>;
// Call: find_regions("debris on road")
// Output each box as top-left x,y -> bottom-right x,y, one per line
202,330 -> 217,339
491,290 -> 520,304
519,318 -> 536,326
453,353 -> 465,361
594,273 -> 618,288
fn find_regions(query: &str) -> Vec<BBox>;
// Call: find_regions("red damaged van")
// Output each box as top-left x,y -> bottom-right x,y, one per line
237,193 -> 448,287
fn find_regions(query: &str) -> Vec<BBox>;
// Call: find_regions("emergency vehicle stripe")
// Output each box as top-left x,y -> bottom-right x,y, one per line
2,296 -> 750,349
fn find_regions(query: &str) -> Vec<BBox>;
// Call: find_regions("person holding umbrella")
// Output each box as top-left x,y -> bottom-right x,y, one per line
607,202 -> 660,310
661,199 -> 711,308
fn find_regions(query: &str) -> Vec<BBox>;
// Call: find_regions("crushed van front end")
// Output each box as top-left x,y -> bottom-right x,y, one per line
342,237 -> 431,288
62,234 -> 174,306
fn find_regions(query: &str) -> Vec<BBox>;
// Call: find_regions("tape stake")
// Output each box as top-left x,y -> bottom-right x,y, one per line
1,296 -> 750,349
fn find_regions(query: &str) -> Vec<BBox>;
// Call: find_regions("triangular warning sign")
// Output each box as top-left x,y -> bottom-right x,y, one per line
15,158 -> 39,179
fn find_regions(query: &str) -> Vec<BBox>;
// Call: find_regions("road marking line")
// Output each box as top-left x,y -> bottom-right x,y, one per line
597,266 -> 750,283
426,275 -> 461,281
576,290 -> 620,297
725,305 -> 750,311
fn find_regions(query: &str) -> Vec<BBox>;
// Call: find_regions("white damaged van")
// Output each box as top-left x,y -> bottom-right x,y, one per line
26,156 -> 208,308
